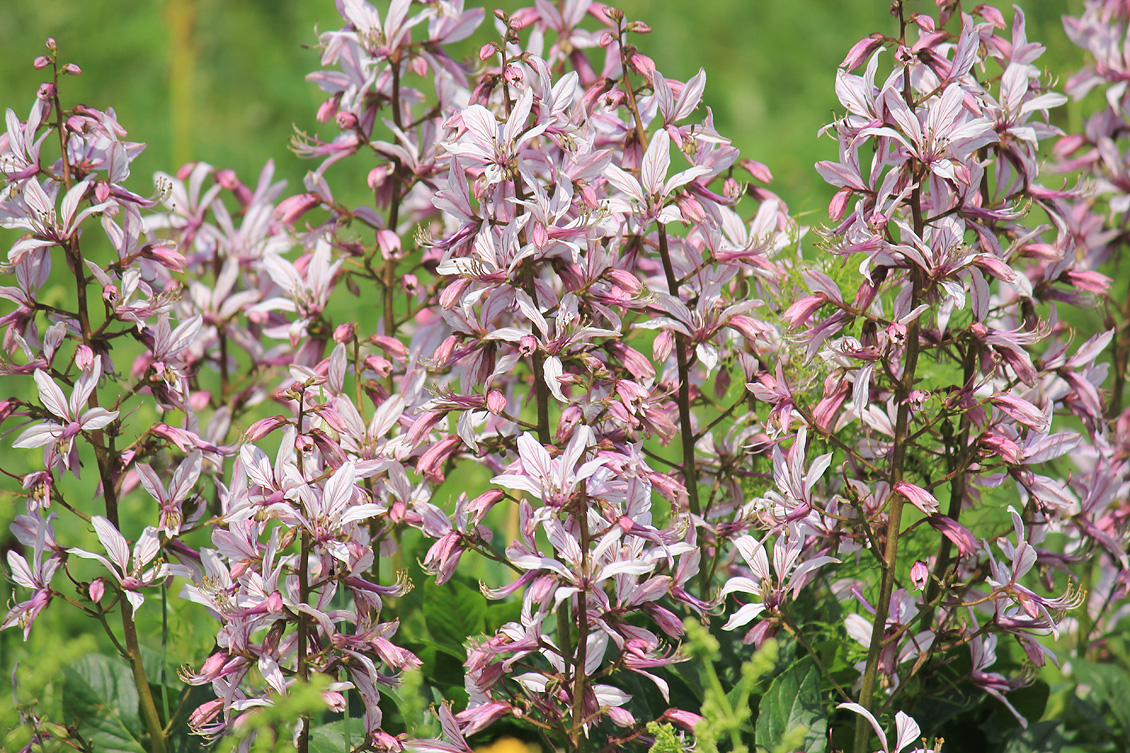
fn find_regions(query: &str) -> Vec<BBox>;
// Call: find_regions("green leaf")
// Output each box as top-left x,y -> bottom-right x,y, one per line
1001,720 -> 1071,753
309,719 -> 366,753
755,657 -> 826,753
1074,660 -> 1130,734
485,599 -> 523,634
423,576 -> 488,654
62,653 -> 147,753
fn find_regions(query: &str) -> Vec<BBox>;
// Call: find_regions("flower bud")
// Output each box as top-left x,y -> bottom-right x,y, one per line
45,38 -> 57,52
402,273 -> 420,296
89,578 -> 106,603
911,561 -> 929,591
479,43 -> 497,61
486,389 -> 506,415
61,63 -> 81,75
75,345 -> 95,370
333,322 -> 357,344
33,56 -> 51,69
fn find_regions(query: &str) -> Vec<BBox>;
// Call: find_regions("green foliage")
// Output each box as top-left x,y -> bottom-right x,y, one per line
62,653 -> 148,753
755,658 -> 826,753
685,617 -> 780,753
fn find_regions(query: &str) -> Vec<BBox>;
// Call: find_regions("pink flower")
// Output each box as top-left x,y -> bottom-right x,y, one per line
13,361 -> 118,474
68,516 -> 169,615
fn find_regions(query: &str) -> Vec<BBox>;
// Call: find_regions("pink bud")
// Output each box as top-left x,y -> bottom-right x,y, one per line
911,561 -> 929,591
402,273 -> 419,296
33,56 -> 51,69
61,63 -> 81,75
245,415 -> 287,441
89,578 -> 106,603
45,38 -> 57,52
479,43 -> 496,61
486,390 -> 506,415
376,229 -> 402,259
267,592 -> 285,613
37,82 -> 56,101
365,354 -> 392,377
555,405 -> 583,442
75,345 -> 95,370
599,31 -> 616,47
333,322 -> 357,344
626,21 -> 651,33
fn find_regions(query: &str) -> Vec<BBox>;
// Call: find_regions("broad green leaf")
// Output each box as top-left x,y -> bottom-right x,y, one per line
1074,660 -> 1130,733
62,653 -> 147,753
423,576 -> 487,653
310,719 -> 366,752
755,657 -> 826,753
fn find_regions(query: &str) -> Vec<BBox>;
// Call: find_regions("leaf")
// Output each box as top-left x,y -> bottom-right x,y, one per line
423,575 -> 487,654
1074,660 -> 1130,733
755,657 -> 827,753
310,719 -> 366,752
1001,720 -> 1070,753
62,653 -> 147,753
485,599 -> 523,634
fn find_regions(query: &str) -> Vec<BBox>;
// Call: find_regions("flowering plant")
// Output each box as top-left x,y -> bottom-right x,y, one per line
1,2 -> 1127,753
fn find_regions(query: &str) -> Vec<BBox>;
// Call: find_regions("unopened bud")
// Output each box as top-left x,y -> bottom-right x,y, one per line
365,354 -> 392,377
61,63 -> 81,75
45,38 -> 57,52
606,8 -> 624,22
479,43 -> 497,61
89,578 -> 106,603
367,165 -> 389,192
75,345 -> 95,370
493,8 -> 509,21
33,55 -> 51,69
911,561 -> 929,591
333,322 -> 357,344
626,21 -> 651,33
401,273 -> 419,296
599,31 -> 616,47
486,389 -> 506,415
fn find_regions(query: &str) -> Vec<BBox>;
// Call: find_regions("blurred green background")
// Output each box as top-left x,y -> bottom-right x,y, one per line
0,0 -> 1086,219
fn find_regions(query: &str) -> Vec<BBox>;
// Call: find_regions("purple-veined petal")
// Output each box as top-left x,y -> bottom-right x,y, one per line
721,601 -> 764,631
32,370 -> 69,420
641,129 -> 672,196
892,711 -> 921,753
91,516 -> 130,574
7,551 -> 37,589
79,407 -> 118,431
70,360 -> 103,416
124,589 -> 145,616
838,702 -> 888,752
134,527 -> 161,567
605,164 -> 644,202
12,423 -> 61,449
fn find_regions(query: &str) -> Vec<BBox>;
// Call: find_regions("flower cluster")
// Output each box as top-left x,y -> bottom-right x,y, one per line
1,3 -> 1128,753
